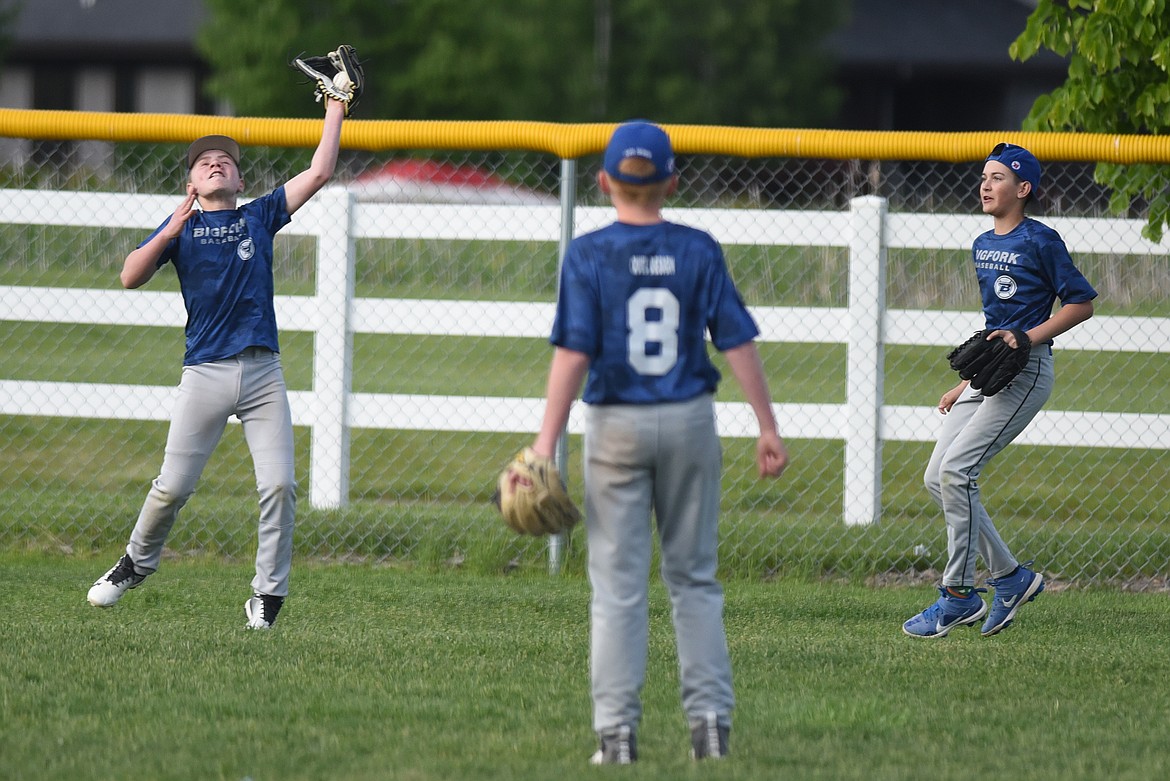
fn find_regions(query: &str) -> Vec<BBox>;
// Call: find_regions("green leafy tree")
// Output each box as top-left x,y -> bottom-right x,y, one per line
197,0 -> 404,118
196,0 -> 843,127
603,0 -> 842,127
379,0 -> 598,121
197,0 -> 602,120
1011,0 -> 1170,240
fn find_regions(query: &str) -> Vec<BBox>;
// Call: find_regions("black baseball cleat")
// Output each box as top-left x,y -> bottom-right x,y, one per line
590,725 -> 636,765
690,711 -> 730,760
244,593 -> 284,629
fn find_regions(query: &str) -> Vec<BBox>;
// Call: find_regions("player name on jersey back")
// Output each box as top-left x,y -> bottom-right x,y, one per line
630,254 -> 676,275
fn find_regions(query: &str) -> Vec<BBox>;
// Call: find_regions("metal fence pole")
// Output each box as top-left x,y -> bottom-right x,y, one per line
548,157 -> 578,574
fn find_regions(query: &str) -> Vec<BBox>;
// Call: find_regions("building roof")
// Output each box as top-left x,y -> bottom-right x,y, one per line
9,0 -> 206,58
828,0 -> 1064,72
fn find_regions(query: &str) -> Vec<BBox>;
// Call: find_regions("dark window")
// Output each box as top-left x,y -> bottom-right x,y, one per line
32,66 -> 76,166
115,67 -> 136,113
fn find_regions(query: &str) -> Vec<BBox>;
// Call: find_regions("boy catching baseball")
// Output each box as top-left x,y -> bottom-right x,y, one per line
87,93 -> 348,629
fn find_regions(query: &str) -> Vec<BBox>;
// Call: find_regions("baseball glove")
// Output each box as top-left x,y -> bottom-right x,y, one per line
947,329 -> 1032,396
492,448 -> 581,536
291,44 -> 365,115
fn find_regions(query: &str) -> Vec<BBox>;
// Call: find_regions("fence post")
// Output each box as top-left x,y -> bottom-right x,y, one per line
548,157 -> 577,574
842,195 -> 887,526
308,186 -> 355,509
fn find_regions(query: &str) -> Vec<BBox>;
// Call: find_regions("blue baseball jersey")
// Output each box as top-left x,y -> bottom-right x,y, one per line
551,220 -> 759,405
972,217 -> 1097,341
142,188 -> 291,365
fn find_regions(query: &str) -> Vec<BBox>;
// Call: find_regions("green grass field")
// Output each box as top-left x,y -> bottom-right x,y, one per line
3,207 -> 1169,780
4,316 -> 1170,413
2,222 -> 1170,314
3,553 -> 1167,781
4,287 -> 1169,587
4,414 -> 1169,586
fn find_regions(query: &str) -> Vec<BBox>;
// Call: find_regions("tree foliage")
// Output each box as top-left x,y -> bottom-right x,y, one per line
1011,0 -> 1170,241
196,0 -> 844,127
603,0 -> 842,127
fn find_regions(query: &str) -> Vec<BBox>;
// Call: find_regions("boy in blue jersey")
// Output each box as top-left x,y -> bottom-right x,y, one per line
87,97 -> 346,629
903,143 -> 1097,639
529,121 -> 789,763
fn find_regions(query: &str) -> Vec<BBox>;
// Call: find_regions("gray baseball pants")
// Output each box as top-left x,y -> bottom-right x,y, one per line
126,346 -> 297,597
584,394 -> 734,734
925,349 -> 1054,587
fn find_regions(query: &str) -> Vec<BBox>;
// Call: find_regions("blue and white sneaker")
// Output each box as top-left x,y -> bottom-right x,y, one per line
902,587 -> 988,638
981,564 -> 1044,637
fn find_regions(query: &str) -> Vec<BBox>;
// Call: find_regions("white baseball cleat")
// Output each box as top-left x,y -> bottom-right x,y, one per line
87,554 -> 147,607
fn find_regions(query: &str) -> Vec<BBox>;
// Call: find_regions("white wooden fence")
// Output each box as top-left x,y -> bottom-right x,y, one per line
2,188 -> 1168,526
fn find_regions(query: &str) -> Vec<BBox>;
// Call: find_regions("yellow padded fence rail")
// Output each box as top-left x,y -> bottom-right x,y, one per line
2,108 -> 1170,164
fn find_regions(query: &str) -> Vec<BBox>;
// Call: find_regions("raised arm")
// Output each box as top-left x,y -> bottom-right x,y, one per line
283,98 -> 345,214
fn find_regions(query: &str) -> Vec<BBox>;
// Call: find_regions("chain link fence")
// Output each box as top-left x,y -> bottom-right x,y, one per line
1,121 -> 1168,586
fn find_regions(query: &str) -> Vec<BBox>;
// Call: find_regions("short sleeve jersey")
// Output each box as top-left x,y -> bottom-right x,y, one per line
971,217 -> 1097,341
141,188 -> 291,365
551,220 -> 759,405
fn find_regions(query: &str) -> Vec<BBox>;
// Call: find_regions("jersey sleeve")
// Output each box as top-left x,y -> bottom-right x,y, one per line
703,241 -> 760,351
549,239 -> 601,356
1037,228 -> 1098,305
246,187 -> 293,234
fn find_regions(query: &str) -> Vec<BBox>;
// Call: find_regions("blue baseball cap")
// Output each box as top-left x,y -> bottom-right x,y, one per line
987,142 -> 1041,192
603,121 -> 675,184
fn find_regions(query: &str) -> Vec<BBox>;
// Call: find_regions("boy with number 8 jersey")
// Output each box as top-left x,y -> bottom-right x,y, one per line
529,121 -> 789,764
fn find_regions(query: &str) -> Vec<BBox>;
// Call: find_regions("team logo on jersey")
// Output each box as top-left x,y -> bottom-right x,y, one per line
237,237 -> 255,261
995,274 -> 1017,299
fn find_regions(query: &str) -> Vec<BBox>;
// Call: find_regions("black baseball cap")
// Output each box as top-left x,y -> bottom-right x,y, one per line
186,135 -> 240,170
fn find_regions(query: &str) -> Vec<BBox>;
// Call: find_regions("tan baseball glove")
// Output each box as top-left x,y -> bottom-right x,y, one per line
492,448 -> 581,536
